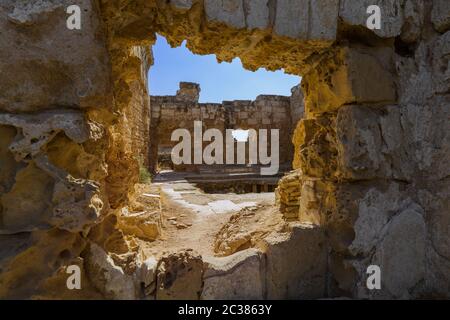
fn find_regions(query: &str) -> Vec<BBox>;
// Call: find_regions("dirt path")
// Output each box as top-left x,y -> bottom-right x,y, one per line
135,177 -> 276,259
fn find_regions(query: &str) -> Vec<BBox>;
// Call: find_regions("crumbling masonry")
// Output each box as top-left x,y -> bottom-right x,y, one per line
0,0 -> 449,299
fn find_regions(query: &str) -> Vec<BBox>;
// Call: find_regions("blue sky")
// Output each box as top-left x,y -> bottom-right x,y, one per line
148,35 -> 300,103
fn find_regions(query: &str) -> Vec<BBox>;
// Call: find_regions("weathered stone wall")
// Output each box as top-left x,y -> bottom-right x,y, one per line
291,1 -> 450,299
150,82 -> 296,171
0,0 -> 448,300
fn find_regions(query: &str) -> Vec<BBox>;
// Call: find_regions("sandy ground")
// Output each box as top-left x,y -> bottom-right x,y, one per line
135,172 -> 279,259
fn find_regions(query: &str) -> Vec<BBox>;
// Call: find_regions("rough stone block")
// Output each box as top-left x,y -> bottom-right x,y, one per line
274,0 -> 338,40
156,250 -> 203,300
205,0 -> 246,28
274,0 -> 309,39
1,163 -> 54,232
136,256 -> 158,298
355,203 -> 427,298
347,50 -> 396,104
170,0 -> 194,10
432,31 -> 450,94
244,0 -> 269,29
0,0 -> 112,112
339,0 -> 404,38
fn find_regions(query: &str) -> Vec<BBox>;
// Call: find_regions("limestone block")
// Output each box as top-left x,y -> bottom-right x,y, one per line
426,181 -> 450,262
205,0 -> 246,28
0,153 -> 104,234
49,176 -> 104,233
335,100 -> 450,183
347,50 -> 396,104
298,179 -> 323,225
161,109 -> 175,117
247,118 -> 258,125
0,125 -> 18,194
259,223 -> 327,299
176,82 -> 201,102
140,257 -> 158,287
349,183 -> 408,256
362,205 -> 426,298
201,249 -> 264,299
276,170 -> 302,219
117,208 -> 161,241
295,116 -> 338,178
400,0 -> 424,43
0,0 -> 112,112
244,0 -> 269,30
262,105 -> 272,112
136,256 -> 158,298
425,245 -> 450,298
274,0 -> 338,41
303,48 -> 396,115
0,110 -> 95,161
336,105 -> 384,180
309,0 -> 339,40
432,0 -> 450,33
1,163 -> 54,232
339,0 -> 404,38
156,249 -> 203,300
273,113 -> 286,121
432,31 -> 450,94
274,0 -> 309,39
85,243 -> 137,300
239,112 -> 248,119
302,53 -> 353,115
0,230 -> 87,299
395,44 -> 434,105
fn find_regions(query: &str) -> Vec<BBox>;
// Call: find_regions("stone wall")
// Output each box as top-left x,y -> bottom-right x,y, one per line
150,82 -> 299,172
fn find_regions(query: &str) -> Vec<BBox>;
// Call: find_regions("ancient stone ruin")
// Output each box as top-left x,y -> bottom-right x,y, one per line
0,0 -> 449,300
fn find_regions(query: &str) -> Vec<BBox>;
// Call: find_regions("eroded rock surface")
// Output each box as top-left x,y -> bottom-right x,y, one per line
155,249 -> 204,300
